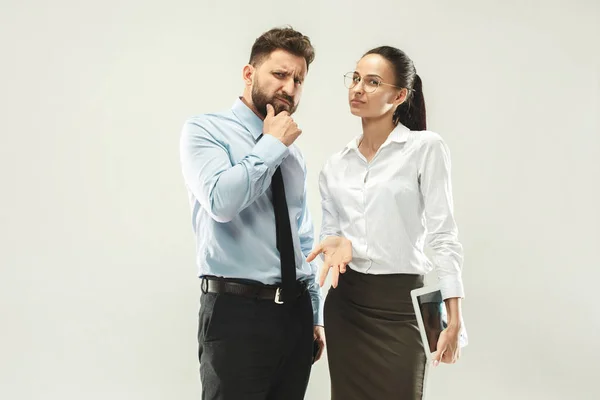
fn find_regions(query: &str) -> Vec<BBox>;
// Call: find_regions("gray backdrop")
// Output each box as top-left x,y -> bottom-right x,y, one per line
1,0 -> 599,399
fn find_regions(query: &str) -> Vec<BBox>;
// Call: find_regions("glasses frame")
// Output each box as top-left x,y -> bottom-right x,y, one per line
343,71 -> 412,94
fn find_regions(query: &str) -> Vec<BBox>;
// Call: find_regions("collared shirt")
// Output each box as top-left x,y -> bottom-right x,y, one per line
318,123 -> 465,299
179,98 -> 323,325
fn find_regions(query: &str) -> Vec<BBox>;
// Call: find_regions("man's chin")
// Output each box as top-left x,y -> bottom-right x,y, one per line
274,104 -> 292,115
277,101 -> 299,114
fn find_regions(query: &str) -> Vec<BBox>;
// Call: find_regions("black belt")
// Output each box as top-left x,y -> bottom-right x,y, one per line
201,277 -> 308,304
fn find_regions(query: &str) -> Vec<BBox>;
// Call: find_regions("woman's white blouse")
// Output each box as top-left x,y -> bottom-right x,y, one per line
318,123 -> 465,299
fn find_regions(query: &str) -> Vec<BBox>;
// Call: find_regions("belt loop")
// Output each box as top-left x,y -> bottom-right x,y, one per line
201,277 -> 208,294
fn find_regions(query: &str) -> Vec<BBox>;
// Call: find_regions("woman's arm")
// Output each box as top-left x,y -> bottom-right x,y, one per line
419,134 -> 465,301
306,166 -> 352,287
419,134 -> 465,365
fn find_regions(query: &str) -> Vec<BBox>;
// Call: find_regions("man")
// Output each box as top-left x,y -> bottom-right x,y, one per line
179,26 -> 325,400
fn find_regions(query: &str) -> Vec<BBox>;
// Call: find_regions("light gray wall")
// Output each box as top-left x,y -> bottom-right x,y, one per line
1,0 -> 598,399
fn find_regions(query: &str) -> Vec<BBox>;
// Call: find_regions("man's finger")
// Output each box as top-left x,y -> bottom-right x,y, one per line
266,104 -> 274,117
316,341 -> 325,361
339,263 -> 347,273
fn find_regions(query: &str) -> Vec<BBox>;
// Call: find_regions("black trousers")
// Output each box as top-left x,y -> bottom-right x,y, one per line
198,286 -> 314,400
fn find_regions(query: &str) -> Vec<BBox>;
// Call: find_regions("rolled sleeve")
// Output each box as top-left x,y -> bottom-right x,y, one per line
297,158 -> 324,325
252,134 -> 289,170
419,136 -> 465,300
318,165 -> 342,243
308,278 -> 324,325
179,120 -> 289,223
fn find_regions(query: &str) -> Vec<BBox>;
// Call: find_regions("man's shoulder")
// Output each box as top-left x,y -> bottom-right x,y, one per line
181,108 -> 243,140
183,109 -> 236,129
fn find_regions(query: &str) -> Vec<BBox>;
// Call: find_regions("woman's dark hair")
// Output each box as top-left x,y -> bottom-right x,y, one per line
363,46 -> 426,131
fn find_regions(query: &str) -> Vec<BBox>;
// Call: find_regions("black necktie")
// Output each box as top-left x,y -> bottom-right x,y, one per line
271,166 -> 297,302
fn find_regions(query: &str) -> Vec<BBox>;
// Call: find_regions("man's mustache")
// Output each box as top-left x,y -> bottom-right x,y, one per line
274,94 -> 294,105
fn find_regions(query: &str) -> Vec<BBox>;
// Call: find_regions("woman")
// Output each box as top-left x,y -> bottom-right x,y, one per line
306,46 -> 466,399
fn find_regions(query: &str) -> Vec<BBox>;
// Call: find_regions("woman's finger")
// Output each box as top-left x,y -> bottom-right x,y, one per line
331,265 -> 340,288
318,263 -> 330,287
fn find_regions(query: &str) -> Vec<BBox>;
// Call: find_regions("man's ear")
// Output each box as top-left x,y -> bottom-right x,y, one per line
242,64 -> 254,87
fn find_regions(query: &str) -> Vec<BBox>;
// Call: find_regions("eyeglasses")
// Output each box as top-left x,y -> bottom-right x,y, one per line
343,72 -> 406,94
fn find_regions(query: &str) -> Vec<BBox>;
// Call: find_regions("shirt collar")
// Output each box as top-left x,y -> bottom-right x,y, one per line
231,97 -> 264,141
341,122 -> 411,156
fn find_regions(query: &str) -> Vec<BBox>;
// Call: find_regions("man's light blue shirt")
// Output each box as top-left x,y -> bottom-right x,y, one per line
179,97 -> 323,325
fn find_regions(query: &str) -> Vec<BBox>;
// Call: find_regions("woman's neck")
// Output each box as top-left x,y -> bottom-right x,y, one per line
359,114 -> 396,152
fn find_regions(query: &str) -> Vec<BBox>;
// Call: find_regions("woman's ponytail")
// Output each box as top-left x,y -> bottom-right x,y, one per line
392,74 -> 426,131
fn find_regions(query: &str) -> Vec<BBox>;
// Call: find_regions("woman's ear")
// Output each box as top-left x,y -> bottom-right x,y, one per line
395,88 -> 408,106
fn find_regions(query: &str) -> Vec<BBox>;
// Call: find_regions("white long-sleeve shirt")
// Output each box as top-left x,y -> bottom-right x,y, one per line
318,122 -> 465,299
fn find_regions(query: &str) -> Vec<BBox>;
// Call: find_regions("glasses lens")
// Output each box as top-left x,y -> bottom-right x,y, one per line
363,77 -> 380,93
344,73 -> 356,89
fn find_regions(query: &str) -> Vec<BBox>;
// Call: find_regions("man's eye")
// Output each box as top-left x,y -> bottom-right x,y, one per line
274,72 -> 285,78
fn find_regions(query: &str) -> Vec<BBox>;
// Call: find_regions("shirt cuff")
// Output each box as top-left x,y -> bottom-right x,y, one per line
307,280 -> 324,326
313,303 -> 324,326
439,276 -> 465,300
251,134 -> 289,169
319,232 -> 340,243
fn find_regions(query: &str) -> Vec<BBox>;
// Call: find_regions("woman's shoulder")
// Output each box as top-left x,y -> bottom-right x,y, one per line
412,129 -> 445,146
410,130 -> 453,156
323,136 -> 360,169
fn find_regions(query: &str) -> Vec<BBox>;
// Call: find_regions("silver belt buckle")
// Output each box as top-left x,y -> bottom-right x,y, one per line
274,287 -> 284,304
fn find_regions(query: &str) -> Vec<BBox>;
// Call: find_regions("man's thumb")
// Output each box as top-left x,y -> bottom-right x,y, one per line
266,104 -> 274,117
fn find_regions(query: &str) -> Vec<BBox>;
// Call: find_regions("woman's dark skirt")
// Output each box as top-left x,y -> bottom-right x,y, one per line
324,267 -> 427,400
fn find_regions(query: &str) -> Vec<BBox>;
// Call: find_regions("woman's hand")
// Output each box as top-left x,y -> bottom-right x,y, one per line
432,297 -> 462,367
306,236 -> 352,287
432,325 -> 461,366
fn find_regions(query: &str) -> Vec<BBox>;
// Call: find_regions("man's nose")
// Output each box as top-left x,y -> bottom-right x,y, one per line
282,77 -> 296,96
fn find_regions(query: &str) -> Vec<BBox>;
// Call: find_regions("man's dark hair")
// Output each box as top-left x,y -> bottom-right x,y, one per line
249,26 -> 315,70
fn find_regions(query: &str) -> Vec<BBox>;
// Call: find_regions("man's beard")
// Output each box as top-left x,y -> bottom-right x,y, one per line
252,84 -> 297,118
